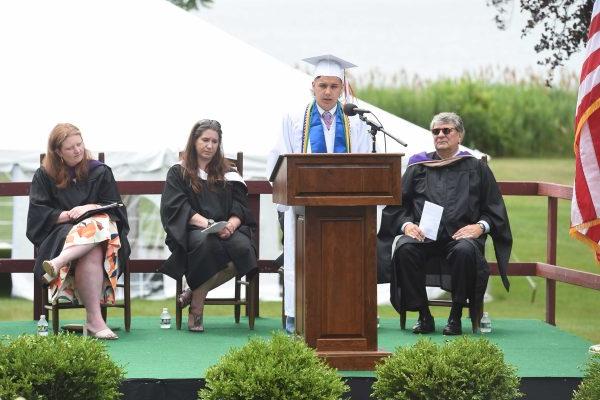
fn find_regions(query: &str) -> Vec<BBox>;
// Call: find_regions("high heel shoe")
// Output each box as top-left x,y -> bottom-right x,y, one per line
83,324 -> 119,340
188,310 -> 204,333
42,260 -> 58,283
41,273 -> 54,285
177,288 -> 193,309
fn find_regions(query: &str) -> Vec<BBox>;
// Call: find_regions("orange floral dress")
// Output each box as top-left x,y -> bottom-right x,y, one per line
48,213 -> 121,305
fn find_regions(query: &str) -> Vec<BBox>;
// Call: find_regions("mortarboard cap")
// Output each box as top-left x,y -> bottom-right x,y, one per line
302,54 -> 357,80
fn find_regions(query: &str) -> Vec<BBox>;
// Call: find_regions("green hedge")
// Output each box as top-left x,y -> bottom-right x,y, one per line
573,353 -> 600,400
357,76 -> 576,157
199,332 -> 348,400
372,337 -> 522,400
0,334 -> 124,400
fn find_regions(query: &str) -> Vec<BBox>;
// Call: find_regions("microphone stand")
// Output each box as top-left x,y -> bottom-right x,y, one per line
358,114 -> 407,153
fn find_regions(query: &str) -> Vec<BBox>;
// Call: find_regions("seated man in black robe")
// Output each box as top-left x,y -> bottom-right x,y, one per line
377,112 -> 512,335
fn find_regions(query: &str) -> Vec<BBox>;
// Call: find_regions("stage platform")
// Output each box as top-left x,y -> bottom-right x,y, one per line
0,316 -> 592,399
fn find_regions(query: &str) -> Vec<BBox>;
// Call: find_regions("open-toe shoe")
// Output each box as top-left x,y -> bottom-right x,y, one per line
83,325 -> 119,340
177,288 -> 193,309
188,310 -> 204,333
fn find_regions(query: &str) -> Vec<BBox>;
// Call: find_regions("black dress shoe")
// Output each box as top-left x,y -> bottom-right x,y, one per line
442,318 -> 462,335
412,316 -> 435,334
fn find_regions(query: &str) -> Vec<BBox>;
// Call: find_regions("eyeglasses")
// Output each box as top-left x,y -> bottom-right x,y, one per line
431,127 -> 455,136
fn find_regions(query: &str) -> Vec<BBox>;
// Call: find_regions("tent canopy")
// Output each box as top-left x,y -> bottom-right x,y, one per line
0,0 -> 435,178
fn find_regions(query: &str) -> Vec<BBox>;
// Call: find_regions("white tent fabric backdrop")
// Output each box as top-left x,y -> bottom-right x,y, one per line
0,0 -> 475,302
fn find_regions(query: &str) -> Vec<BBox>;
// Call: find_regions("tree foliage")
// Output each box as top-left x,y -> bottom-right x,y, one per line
488,0 -> 593,82
167,0 -> 214,11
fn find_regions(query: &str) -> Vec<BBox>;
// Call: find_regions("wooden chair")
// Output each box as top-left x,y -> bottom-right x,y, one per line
40,152 -> 131,334
398,156 -> 489,333
174,151 -> 258,330
398,256 -> 483,333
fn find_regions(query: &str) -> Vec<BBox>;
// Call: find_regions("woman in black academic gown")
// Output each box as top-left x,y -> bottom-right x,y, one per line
160,119 -> 257,332
27,123 -> 130,340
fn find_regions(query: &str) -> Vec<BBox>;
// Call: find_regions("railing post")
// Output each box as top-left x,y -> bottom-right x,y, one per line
33,283 -> 47,321
546,197 -> 558,325
248,193 -> 261,317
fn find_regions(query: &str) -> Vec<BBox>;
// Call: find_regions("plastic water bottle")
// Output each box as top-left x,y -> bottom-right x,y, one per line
160,308 -> 171,329
37,315 -> 49,336
480,312 -> 492,333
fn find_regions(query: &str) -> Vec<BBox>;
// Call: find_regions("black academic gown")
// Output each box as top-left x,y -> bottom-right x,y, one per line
159,164 -> 257,290
26,164 -> 130,284
377,155 -> 512,311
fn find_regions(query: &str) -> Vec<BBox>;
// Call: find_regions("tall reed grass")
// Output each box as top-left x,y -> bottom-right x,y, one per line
355,68 -> 578,157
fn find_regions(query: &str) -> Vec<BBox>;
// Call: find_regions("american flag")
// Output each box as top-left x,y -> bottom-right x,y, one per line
572,0 -> 600,262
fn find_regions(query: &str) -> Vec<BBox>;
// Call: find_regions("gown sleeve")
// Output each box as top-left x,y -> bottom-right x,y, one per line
229,181 -> 256,228
160,165 -> 195,251
350,116 -> 373,153
478,161 -> 512,290
97,165 -> 130,260
96,166 -> 123,205
26,168 -> 63,247
376,165 -> 418,283
378,165 -> 417,241
97,166 -> 128,224
266,114 -> 295,179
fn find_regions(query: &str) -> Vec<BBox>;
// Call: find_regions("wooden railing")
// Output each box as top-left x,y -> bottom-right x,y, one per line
1,179 -> 599,325
493,181 -> 600,325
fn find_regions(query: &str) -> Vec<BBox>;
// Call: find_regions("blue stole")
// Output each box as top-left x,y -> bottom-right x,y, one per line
307,102 -> 349,153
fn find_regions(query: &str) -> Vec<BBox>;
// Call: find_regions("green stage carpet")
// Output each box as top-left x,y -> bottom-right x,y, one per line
0,317 -> 592,379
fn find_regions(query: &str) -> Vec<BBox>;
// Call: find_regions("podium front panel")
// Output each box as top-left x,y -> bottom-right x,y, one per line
296,206 -> 377,352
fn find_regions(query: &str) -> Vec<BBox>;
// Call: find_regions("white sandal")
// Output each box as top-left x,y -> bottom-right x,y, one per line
83,325 -> 119,340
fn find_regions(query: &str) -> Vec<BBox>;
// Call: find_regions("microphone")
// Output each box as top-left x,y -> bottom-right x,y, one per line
344,102 -> 408,148
343,103 -> 371,116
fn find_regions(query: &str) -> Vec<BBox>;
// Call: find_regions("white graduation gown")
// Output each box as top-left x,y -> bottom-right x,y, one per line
266,107 -> 372,317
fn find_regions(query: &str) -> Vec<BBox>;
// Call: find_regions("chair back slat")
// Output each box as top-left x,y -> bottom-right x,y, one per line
178,151 -> 244,177
39,152 -> 105,163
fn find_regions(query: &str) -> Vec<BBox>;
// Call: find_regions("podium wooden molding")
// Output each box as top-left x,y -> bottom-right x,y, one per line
271,154 -> 403,370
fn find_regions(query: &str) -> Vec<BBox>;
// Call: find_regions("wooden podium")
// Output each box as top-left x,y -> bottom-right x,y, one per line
271,153 -> 403,370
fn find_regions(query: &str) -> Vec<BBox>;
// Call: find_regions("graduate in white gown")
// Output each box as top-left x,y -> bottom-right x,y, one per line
266,54 -> 372,333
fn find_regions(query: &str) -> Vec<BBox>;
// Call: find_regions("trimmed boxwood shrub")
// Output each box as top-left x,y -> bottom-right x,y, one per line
372,337 -> 522,400
199,332 -> 349,400
0,334 -> 124,400
573,353 -> 600,400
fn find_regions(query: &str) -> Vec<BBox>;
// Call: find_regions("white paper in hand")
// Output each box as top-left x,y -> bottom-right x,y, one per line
419,201 -> 444,241
201,221 -> 228,234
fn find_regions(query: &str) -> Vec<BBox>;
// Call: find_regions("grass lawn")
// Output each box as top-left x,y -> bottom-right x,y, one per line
486,158 -> 599,343
0,158 -> 598,343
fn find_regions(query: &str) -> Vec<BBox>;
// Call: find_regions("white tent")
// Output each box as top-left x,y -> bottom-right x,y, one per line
0,0 -> 434,163
0,0 -> 443,301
